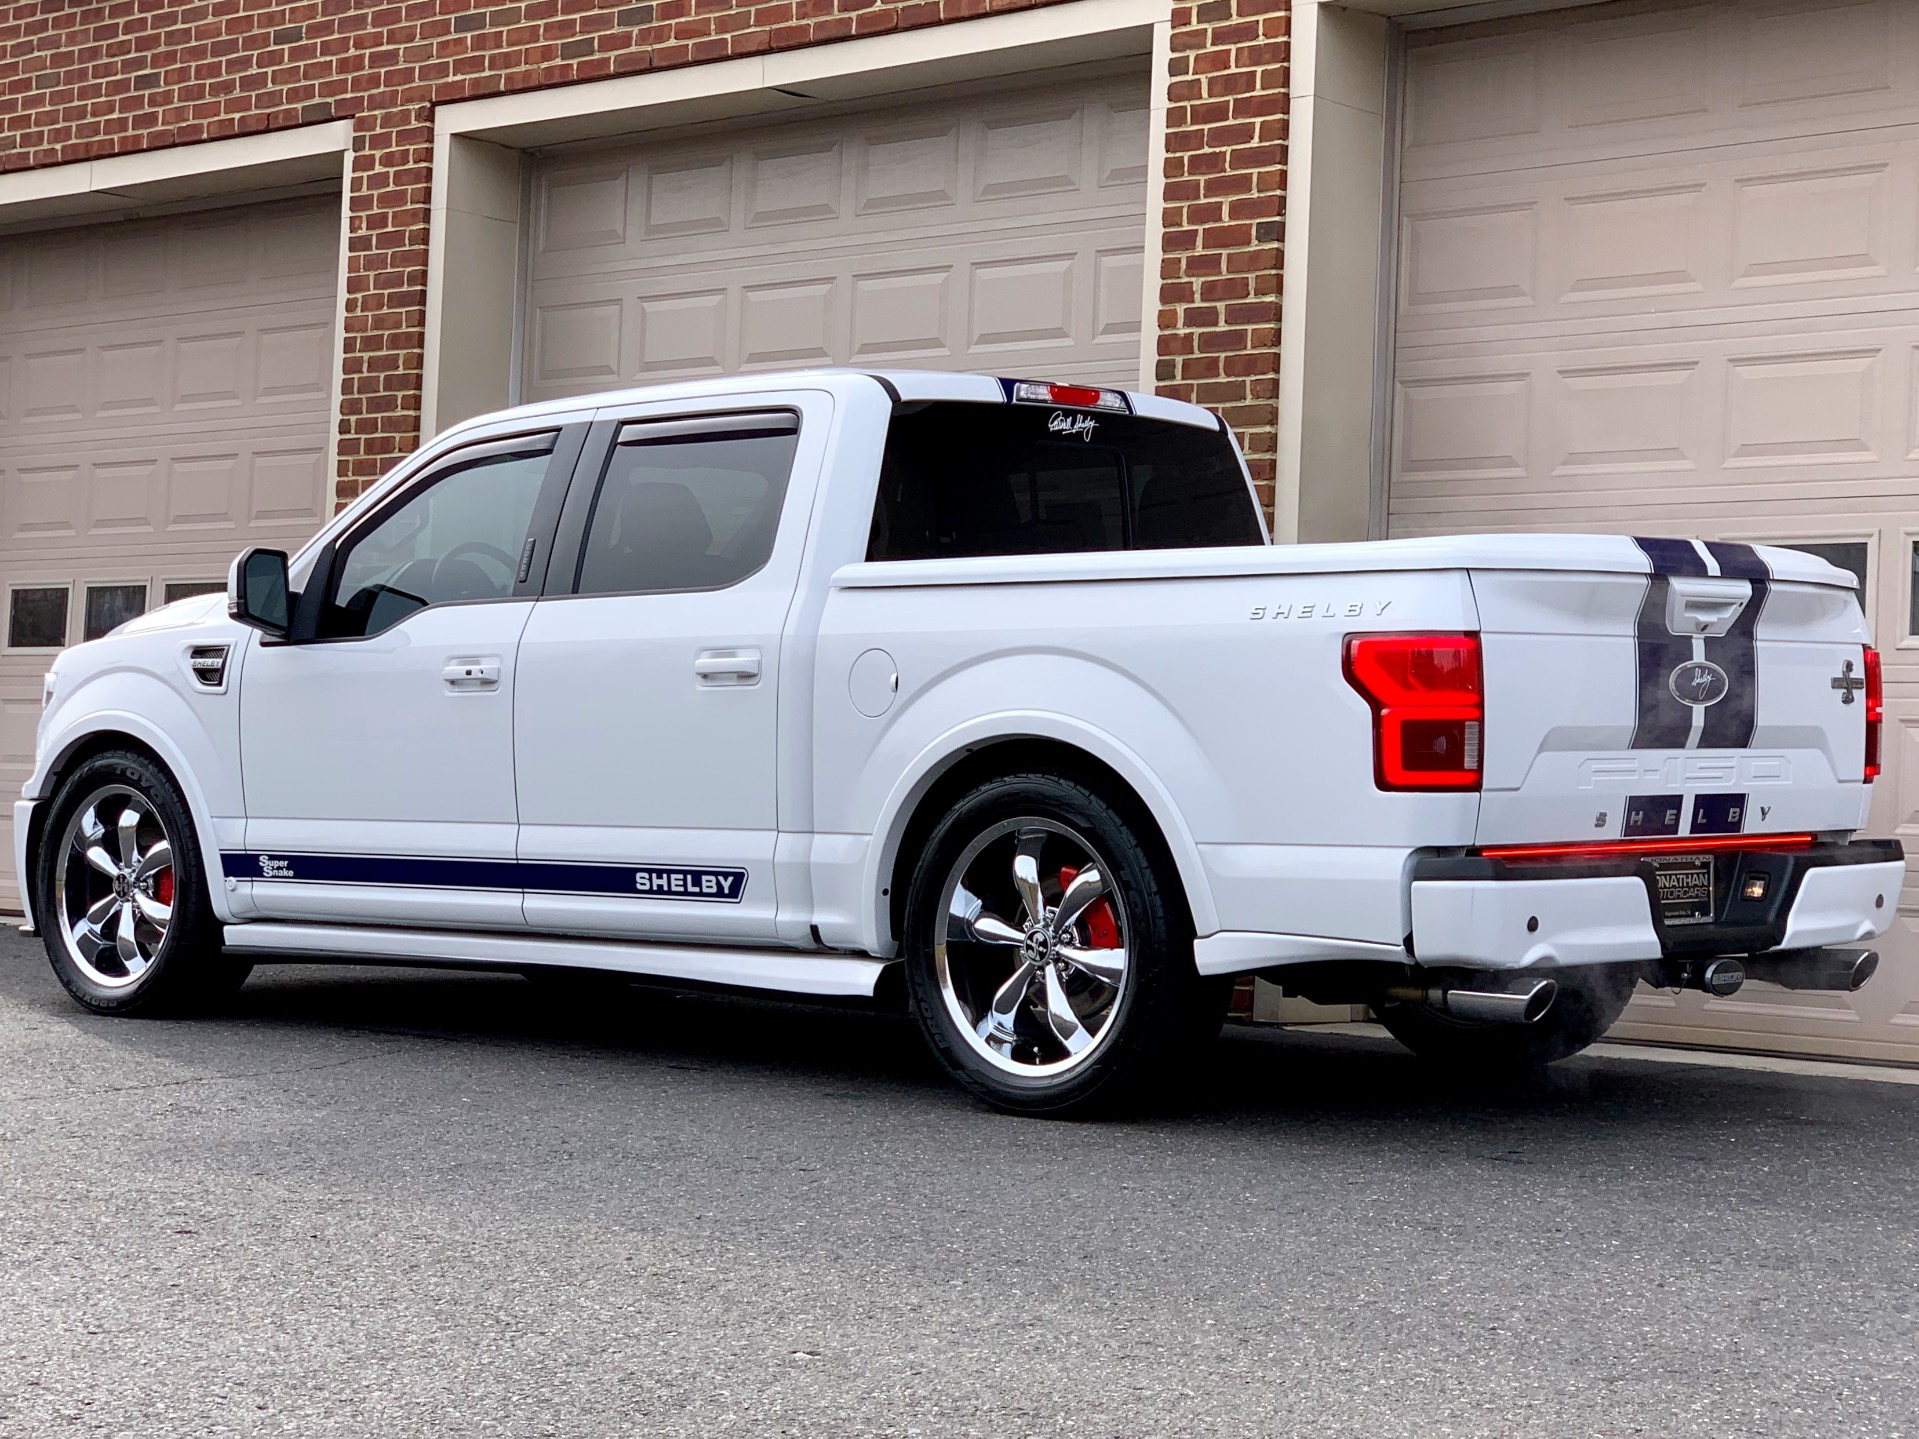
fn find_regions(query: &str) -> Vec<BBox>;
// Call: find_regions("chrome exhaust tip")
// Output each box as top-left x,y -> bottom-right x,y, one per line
1743,947 -> 1879,993
1387,978 -> 1558,1025
1440,978 -> 1558,1025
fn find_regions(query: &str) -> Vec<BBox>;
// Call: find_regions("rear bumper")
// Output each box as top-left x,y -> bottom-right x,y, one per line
1409,838 -> 1903,971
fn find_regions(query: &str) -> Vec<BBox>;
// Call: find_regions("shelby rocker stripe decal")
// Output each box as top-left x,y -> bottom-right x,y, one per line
223,853 -> 748,903
1629,536 -> 1771,751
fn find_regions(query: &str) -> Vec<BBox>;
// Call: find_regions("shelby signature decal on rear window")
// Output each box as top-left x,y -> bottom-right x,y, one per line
1047,411 -> 1098,442
1249,600 -> 1395,621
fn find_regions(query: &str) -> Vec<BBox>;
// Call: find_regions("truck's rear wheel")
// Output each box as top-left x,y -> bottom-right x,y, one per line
902,772 -> 1227,1117
1377,965 -> 1640,1072
36,750 -> 250,1016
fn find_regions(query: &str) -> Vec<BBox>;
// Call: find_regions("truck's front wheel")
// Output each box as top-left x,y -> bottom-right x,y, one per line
1377,964 -> 1640,1072
902,773 -> 1227,1117
36,750 -> 249,1016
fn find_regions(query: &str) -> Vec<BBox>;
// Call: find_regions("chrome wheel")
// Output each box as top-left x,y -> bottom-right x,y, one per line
934,817 -> 1131,1077
52,785 -> 176,990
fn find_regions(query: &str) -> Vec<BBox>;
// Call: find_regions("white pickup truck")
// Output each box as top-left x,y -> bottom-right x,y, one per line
15,369 -> 1904,1113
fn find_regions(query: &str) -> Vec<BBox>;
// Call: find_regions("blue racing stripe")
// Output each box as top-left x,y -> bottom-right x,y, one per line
222,852 -> 748,903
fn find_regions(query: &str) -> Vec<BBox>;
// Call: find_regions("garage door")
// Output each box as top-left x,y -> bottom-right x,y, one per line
1,196 -> 340,910
1389,0 -> 1919,1060
522,65 -> 1150,403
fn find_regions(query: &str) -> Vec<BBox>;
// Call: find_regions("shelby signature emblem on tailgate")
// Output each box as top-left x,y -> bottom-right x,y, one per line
1670,659 -> 1730,707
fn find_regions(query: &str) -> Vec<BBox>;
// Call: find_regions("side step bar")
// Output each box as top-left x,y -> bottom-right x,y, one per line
221,923 -> 889,998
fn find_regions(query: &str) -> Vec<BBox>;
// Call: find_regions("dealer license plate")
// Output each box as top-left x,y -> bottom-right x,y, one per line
1651,856 -> 1715,927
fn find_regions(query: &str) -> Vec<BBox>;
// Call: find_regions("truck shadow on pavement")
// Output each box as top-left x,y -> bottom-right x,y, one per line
11,941 -> 1917,1147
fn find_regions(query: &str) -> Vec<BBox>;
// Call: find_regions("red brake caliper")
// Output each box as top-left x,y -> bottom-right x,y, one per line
153,867 -> 174,906
1057,867 -> 1120,948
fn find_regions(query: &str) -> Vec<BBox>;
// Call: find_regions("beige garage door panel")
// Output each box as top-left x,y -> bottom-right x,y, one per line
1392,0 -> 1919,1061
1391,318 -> 1919,532
524,67 -> 1150,401
1,197 -> 340,911
1400,0 -> 1919,184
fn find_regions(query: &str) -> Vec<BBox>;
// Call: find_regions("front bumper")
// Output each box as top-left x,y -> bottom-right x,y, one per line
1409,838 -> 1903,971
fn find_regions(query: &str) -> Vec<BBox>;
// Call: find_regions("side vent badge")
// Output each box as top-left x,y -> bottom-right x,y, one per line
188,644 -> 231,691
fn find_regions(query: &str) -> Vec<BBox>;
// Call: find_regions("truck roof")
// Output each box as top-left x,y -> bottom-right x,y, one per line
435,368 -> 1221,442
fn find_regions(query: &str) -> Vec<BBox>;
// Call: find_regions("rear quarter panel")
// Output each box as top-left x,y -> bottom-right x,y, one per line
812,564 -> 1480,952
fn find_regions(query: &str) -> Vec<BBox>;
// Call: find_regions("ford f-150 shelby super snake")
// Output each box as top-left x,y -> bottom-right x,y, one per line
14,370 -> 1904,1113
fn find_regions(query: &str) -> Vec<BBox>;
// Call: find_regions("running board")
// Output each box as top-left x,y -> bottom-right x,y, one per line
221,923 -> 888,998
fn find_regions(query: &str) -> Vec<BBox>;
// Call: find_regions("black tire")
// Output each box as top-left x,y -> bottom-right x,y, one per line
1377,965 -> 1640,1072
35,749 -> 250,1016
902,771 -> 1228,1117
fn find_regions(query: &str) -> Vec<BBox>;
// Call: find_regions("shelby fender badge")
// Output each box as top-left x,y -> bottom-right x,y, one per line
1669,658 -> 1730,707
632,865 -> 746,901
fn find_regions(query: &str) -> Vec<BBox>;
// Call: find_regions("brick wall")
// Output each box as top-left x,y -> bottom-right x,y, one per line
2,0 -> 1287,510
1159,0 -> 1286,512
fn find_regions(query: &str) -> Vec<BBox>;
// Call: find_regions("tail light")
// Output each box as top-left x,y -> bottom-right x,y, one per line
1344,633 -> 1483,791
1864,645 -> 1882,782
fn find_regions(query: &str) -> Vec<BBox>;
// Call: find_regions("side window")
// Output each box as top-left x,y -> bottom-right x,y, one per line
323,439 -> 555,639
575,414 -> 799,597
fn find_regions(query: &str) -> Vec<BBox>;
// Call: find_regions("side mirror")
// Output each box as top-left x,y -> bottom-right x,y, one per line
228,547 -> 290,638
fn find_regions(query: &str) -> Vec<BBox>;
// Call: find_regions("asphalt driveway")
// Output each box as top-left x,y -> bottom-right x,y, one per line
2,925 -> 1915,1438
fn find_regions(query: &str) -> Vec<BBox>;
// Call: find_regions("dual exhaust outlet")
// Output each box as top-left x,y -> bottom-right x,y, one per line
1384,946 -> 1879,1024
1384,978 -> 1559,1026
1669,946 -> 1879,998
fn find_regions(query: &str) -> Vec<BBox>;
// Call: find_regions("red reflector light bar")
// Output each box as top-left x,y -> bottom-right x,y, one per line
1343,633 -> 1483,791
1008,379 -> 1130,413
1478,833 -> 1815,863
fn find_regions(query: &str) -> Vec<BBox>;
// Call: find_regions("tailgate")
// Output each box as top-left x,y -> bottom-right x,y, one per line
1474,538 -> 1872,846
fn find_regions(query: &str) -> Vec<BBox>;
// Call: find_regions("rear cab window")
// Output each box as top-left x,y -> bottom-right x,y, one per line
867,399 -> 1264,561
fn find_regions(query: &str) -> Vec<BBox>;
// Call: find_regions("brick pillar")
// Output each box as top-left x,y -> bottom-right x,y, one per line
337,106 -> 434,506
1156,0 -> 1288,519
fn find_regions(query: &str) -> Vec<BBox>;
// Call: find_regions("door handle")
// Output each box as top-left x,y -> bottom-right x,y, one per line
694,648 -> 761,685
443,658 -> 503,690
1664,576 -> 1751,637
